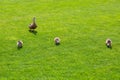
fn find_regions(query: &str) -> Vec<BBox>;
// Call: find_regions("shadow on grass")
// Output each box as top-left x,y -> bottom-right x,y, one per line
55,43 -> 60,46
29,30 -> 37,35
17,46 -> 23,50
108,46 -> 112,49
106,45 -> 112,49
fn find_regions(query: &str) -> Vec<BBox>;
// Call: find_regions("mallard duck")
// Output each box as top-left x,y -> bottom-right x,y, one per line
29,17 -> 37,31
54,37 -> 60,45
106,39 -> 112,48
17,40 -> 23,48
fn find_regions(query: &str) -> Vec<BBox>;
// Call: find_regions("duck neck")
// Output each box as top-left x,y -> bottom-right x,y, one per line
33,17 -> 36,23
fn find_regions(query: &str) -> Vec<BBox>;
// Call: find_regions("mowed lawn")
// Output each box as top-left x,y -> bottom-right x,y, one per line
0,0 -> 120,80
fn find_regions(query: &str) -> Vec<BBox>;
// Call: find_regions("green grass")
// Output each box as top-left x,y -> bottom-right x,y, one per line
0,0 -> 120,80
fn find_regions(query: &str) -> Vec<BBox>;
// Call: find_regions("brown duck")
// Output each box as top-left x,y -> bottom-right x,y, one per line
54,37 -> 60,45
105,39 -> 112,48
29,17 -> 37,31
17,40 -> 23,48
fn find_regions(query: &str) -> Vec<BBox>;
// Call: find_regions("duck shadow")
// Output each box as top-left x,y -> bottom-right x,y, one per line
107,46 -> 112,49
55,43 -> 60,46
17,47 -> 23,50
29,30 -> 37,35
106,45 -> 112,49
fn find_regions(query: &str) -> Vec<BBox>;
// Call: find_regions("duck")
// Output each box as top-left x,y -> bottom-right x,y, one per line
54,37 -> 60,45
17,40 -> 23,48
29,17 -> 37,31
105,39 -> 112,48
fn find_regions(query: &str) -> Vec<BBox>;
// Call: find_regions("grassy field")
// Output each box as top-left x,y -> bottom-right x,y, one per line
0,0 -> 120,80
